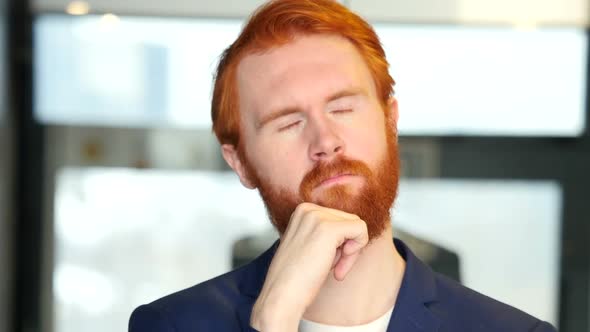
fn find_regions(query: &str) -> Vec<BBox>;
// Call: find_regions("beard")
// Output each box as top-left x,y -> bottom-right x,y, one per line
240,127 -> 400,242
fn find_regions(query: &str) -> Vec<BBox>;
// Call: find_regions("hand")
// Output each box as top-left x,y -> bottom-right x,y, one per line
250,202 -> 369,331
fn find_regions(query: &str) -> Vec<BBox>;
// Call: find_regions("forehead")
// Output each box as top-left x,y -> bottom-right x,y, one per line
236,34 -> 377,122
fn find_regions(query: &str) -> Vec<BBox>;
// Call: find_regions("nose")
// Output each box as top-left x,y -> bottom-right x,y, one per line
308,117 -> 345,162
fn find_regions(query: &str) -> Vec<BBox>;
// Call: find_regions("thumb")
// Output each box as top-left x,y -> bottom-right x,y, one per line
332,247 -> 342,269
333,240 -> 363,281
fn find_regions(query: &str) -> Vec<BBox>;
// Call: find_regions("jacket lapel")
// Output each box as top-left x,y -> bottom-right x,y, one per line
386,239 -> 441,332
386,302 -> 440,332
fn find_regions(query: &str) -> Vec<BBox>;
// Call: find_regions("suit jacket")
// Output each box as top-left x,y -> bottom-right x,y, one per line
129,239 -> 557,331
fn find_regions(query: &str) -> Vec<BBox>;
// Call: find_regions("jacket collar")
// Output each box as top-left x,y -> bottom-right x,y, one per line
386,238 -> 441,332
237,239 -> 441,331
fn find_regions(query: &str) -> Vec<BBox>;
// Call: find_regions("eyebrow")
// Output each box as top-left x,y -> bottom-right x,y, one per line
256,106 -> 302,130
325,87 -> 366,103
256,88 -> 366,130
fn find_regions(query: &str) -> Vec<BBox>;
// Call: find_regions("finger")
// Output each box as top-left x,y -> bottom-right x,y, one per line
332,219 -> 369,250
332,247 -> 342,269
297,202 -> 360,220
333,249 -> 361,281
320,206 -> 361,220
342,237 -> 365,256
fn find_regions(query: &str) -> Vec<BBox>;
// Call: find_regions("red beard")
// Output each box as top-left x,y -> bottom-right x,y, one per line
241,128 -> 400,242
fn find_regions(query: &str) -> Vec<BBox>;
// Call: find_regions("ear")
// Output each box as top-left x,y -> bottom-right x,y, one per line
221,144 -> 257,189
386,96 -> 399,138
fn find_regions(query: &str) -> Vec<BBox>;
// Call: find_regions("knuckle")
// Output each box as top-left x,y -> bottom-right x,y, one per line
302,209 -> 320,225
355,218 -> 367,229
295,202 -> 313,214
291,203 -> 310,223
300,210 -> 325,232
312,218 -> 330,233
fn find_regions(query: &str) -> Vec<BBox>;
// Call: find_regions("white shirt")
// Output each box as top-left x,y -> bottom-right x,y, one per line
298,306 -> 394,332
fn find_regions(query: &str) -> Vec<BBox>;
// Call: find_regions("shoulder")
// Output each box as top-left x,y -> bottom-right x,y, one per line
393,238 -> 556,332
129,267 -> 247,331
431,273 -> 556,332
128,241 -> 276,331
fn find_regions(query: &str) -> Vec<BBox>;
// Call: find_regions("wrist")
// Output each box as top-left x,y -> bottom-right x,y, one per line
250,293 -> 301,332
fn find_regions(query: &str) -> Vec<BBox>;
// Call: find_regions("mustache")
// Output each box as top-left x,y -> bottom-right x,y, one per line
299,157 -> 373,197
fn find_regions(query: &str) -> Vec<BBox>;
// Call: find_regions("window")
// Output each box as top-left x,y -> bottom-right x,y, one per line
35,15 -> 587,136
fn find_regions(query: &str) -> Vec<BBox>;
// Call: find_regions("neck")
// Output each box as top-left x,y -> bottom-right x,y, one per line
301,225 -> 406,326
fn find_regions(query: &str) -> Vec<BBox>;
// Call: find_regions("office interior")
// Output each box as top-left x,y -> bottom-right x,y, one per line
1,0 -> 590,331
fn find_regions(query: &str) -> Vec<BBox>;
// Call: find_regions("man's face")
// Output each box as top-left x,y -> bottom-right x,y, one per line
225,34 -> 400,241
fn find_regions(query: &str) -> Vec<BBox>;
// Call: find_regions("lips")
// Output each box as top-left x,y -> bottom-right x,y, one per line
318,173 -> 355,187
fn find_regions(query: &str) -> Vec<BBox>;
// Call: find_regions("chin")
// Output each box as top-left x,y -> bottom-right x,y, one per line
314,187 -> 362,209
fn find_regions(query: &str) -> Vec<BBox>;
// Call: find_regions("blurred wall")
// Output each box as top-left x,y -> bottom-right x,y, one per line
32,0 -> 588,26
350,0 -> 587,25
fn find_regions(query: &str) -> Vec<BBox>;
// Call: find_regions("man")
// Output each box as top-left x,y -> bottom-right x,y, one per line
129,0 -> 557,331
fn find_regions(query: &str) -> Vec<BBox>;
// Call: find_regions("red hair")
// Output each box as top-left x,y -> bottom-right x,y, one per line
211,0 -> 395,146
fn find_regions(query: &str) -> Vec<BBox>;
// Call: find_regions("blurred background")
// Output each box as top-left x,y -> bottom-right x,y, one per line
2,0 -> 590,331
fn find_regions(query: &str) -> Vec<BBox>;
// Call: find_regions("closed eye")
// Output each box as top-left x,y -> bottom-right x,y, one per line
331,109 -> 353,114
278,120 -> 302,132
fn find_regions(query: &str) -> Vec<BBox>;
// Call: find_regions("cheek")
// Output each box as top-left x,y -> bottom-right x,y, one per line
251,140 -> 307,191
347,123 -> 387,162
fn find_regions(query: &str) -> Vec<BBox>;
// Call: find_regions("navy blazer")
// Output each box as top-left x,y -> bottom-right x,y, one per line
129,239 -> 557,331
